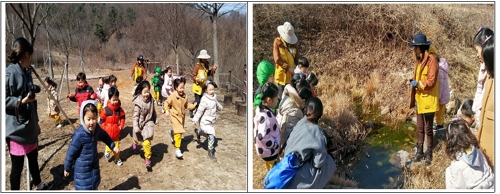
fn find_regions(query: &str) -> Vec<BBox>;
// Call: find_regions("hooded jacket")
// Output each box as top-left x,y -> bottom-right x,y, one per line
277,90 -> 304,145
132,94 -> 157,142
192,93 -> 223,135
68,81 -> 97,114
100,100 -> 125,141
445,146 -> 494,189
284,117 -> 336,189
165,90 -> 196,134
64,100 -> 115,190
5,63 -> 39,145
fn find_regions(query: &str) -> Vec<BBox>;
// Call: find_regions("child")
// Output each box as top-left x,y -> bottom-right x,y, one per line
97,76 -> 110,112
44,77 -> 64,128
280,77 -> 310,107
151,67 -> 162,106
429,46 -> 450,130
157,70 -> 165,106
100,87 -> 125,166
161,66 -> 175,113
277,87 -> 313,148
192,81 -> 223,159
63,100 -> 119,190
132,76 -> 143,95
131,80 -> 158,167
458,99 -> 477,135
67,72 -> 97,115
254,82 -> 281,171
444,119 -> 494,189
293,56 -> 309,79
95,77 -> 104,117
108,75 -> 118,88
472,27 -> 494,128
254,60 -> 275,108
164,77 -> 197,159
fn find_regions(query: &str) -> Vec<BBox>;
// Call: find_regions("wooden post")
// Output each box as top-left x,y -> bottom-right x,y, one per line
65,62 -> 70,95
228,70 -> 232,93
237,103 -> 246,117
224,94 -> 232,106
58,65 -> 65,100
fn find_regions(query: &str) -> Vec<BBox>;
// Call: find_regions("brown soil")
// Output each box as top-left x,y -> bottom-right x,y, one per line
4,69 -> 247,191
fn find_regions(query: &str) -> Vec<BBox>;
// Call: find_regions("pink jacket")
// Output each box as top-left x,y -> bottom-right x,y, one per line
473,63 -> 487,120
254,107 -> 281,161
162,74 -> 176,98
438,58 -> 450,105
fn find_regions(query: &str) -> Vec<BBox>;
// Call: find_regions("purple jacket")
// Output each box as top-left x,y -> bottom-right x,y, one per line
438,58 -> 450,105
254,107 -> 281,161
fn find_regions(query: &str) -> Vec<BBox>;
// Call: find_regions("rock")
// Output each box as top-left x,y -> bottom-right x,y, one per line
397,150 -> 411,167
380,106 -> 390,115
364,120 -> 374,129
411,116 -> 417,124
407,126 -> 415,131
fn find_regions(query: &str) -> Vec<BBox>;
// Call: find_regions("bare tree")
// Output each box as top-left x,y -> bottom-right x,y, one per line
8,3 -> 53,47
193,3 -> 246,85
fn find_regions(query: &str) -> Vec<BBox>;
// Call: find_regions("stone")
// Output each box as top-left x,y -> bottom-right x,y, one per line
380,106 -> 390,115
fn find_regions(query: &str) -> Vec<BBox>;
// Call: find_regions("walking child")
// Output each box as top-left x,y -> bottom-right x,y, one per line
95,77 -> 105,116
151,67 -> 162,105
100,87 -> 125,166
109,75 -> 118,88
64,100 -> 119,190
132,76 -> 143,95
161,66 -> 175,113
131,81 -> 158,167
44,77 -> 64,128
254,82 -> 281,171
164,77 -> 197,159
192,81 -> 223,159
445,119 -> 494,189
66,72 -> 97,115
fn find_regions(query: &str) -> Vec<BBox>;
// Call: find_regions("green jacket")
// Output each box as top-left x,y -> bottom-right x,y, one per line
152,76 -> 160,92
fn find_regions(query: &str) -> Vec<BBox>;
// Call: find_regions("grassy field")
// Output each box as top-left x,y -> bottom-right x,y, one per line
253,4 -> 494,189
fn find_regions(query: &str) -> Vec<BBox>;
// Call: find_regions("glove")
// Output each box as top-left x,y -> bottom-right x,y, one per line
411,80 -> 418,88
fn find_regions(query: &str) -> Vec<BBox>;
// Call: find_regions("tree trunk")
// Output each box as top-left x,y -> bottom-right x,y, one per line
175,51 -> 180,75
65,61 -> 70,95
80,48 -> 85,73
47,23 -> 54,79
212,5 -> 219,85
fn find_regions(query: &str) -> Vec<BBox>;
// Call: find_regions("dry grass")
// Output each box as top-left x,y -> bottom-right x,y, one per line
253,3 -> 493,189
404,142 -> 449,189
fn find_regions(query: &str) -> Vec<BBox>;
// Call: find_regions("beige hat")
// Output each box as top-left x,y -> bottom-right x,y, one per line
197,49 -> 211,59
277,22 -> 298,44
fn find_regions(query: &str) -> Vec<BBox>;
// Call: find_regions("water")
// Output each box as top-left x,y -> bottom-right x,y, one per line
351,122 -> 417,189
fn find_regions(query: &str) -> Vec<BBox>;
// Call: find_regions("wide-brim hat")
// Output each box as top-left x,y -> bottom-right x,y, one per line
277,22 -> 298,44
197,49 -> 211,59
408,33 -> 432,47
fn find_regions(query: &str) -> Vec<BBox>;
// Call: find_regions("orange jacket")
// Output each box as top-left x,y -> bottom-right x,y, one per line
100,100 -> 125,141
131,61 -> 147,81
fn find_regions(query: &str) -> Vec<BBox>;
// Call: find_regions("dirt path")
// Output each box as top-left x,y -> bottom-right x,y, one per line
4,69 -> 247,191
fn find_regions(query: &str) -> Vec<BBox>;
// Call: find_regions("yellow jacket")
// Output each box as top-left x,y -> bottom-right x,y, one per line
273,37 -> 299,86
410,51 -> 439,114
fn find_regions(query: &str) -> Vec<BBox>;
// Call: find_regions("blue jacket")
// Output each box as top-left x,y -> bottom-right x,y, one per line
64,100 -> 115,190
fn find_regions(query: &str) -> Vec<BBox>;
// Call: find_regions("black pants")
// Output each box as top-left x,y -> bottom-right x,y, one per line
10,148 -> 42,190
417,112 -> 435,149
194,93 -> 202,110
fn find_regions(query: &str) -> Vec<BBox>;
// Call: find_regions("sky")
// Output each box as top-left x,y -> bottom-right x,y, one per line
220,3 -> 247,14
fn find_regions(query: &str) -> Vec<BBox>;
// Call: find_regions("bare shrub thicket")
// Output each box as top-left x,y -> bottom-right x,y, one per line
253,4 -> 493,188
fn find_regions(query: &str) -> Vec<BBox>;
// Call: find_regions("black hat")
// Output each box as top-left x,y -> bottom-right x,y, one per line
408,33 -> 432,47
138,55 -> 144,60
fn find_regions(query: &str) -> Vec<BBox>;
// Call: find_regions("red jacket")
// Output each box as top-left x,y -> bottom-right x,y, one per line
68,81 -> 97,114
100,100 -> 125,141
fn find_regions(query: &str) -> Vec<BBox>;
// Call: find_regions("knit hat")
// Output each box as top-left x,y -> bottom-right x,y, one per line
256,61 -> 275,86
155,67 -> 161,74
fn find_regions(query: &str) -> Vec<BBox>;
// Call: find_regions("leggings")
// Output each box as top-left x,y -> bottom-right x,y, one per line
417,112 -> 435,149
194,93 -> 202,110
10,148 -> 42,190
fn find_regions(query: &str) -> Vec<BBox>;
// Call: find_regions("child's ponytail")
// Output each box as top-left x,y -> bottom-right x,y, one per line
258,82 -> 279,110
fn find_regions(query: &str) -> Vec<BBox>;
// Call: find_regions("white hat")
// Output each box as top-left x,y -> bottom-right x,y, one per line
277,22 -> 298,44
197,49 -> 211,59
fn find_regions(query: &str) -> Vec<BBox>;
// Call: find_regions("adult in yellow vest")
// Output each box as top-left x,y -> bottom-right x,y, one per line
273,22 -> 300,100
130,54 -> 147,82
191,49 -> 217,118
408,33 -> 439,165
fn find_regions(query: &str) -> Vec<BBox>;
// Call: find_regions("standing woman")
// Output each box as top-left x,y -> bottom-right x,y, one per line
477,33 -> 494,170
191,49 -> 217,118
274,22 -> 300,101
5,37 -> 53,190
408,33 -> 439,165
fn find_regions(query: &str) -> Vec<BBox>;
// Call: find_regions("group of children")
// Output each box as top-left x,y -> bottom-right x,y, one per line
56,57 -> 224,189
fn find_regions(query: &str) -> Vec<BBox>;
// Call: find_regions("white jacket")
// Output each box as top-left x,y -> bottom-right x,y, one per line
192,93 -> 223,135
445,146 -> 494,189
161,74 -> 176,98
98,84 -> 111,108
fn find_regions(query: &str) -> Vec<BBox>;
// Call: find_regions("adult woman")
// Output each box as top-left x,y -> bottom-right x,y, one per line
283,97 -> 336,189
273,22 -> 300,100
5,37 -> 52,190
191,49 -> 217,118
477,33 -> 494,170
408,33 -> 439,165
130,54 -> 147,82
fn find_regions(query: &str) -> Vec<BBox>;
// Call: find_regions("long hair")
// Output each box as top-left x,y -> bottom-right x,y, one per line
133,80 -> 151,97
305,97 -> 323,124
258,82 -> 279,111
7,37 -> 33,64
482,36 -> 494,78
44,77 -> 58,89
445,119 -> 478,161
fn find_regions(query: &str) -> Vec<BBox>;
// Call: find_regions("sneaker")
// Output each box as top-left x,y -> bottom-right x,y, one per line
104,151 -> 111,161
168,129 -> 175,144
194,128 -> 200,142
208,149 -> 216,160
145,159 -> 151,167
34,182 -> 53,190
175,149 -> 183,158
116,159 -> 123,166
56,123 -> 63,128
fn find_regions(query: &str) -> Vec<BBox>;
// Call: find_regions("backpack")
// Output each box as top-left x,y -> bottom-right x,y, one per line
263,151 -> 302,189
